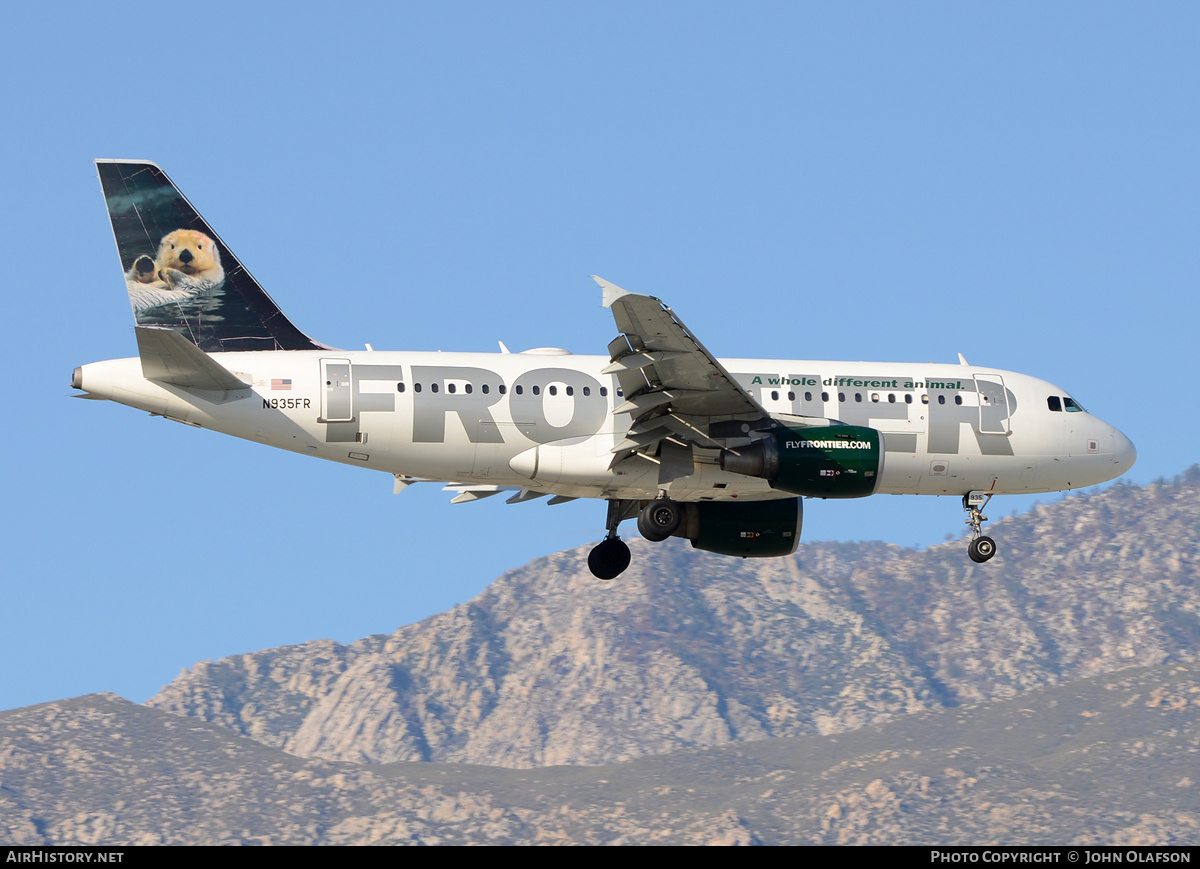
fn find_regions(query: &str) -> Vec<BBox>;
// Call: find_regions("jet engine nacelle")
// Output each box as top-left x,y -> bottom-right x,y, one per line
719,424 -> 883,498
672,498 -> 803,557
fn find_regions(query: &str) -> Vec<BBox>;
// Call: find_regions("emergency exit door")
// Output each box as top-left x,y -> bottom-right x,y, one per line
320,358 -> 353,422
974,374 -> 1010,435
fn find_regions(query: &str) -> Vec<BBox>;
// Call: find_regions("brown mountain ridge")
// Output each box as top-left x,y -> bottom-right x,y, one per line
147,472 -> 1200,769
2,658 -> 1197,844
3,471 -> 1199,844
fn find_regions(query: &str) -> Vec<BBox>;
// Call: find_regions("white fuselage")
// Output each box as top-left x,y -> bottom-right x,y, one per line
76,349 -> 1136,502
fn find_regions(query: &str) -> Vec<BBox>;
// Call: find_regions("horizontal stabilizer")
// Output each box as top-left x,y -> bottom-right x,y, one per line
135,326 -> 250,391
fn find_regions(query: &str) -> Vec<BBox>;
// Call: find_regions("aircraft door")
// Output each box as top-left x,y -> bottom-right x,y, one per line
321,358 -> 353,422
975,375 -> 1010,434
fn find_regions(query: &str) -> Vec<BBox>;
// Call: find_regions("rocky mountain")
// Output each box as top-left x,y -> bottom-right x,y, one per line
2,661 -> 1198,845
145,474 -> 1200,769
4,472 -> 1199,845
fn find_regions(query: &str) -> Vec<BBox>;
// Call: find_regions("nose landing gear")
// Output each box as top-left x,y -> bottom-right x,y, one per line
964,491 -> 996,563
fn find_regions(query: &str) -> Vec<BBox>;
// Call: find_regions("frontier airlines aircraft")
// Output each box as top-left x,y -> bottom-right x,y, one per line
74,161 -> 1136,579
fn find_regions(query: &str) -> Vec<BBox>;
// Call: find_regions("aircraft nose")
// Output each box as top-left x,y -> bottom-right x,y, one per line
1112,427 -> 1137,470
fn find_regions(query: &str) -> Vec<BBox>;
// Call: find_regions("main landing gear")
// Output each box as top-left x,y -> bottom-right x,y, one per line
587,496 -> 684,579
637,497 -> 682,542
963,491 -> 997,563
588,537 -> 630,580
588,499 -> 638,580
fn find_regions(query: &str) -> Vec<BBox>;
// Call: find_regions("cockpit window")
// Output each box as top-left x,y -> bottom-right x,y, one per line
1047,396 -> 1062,412
1063,396 -> 1085,412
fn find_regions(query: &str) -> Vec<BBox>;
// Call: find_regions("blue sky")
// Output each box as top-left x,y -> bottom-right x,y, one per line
2,2 -> 1197,712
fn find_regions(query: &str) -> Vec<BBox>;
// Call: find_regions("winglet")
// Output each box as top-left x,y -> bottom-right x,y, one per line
593,275 -> 631,309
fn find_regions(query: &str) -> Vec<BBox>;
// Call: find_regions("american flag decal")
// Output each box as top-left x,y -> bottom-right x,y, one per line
271,379 -> 292,391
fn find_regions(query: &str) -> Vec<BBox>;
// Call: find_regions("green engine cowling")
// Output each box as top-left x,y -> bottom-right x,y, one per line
674,498 -> 803,557
719,424 -> 883,498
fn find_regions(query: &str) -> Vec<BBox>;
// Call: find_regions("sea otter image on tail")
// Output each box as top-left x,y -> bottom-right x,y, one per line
124,229 -> 226,312
154,228 -> 225,291
99,159 -> 326,352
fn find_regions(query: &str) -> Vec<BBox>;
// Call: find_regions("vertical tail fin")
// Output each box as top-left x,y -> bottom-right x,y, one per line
96,160 -> 329,352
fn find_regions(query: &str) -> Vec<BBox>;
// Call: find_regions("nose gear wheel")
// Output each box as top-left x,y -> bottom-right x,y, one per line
968,535 -> 996,563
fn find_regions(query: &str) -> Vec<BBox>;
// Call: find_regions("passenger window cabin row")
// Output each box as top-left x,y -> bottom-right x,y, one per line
766,390 -> 963,406
396,382 -> 611,397
393,381 -> 1074,412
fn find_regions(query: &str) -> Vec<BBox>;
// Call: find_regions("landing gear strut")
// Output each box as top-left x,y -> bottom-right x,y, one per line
963,491 -> 997,563
587,499 -> 637,580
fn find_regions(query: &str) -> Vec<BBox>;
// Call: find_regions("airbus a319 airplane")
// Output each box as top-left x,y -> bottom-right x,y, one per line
74,161 -> 1136,579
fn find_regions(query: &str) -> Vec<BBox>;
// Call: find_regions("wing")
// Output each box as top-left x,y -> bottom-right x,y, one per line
596,276 -> 778,478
